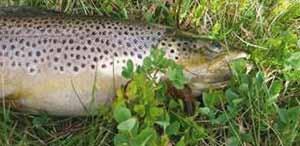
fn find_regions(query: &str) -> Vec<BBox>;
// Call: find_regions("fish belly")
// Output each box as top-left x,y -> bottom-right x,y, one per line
1,68 -> 123,115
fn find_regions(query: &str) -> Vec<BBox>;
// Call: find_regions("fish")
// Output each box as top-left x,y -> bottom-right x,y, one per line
0,7 -> 247,116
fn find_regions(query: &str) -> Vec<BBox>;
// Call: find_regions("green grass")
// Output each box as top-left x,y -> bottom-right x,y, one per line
1,0 -> 300,145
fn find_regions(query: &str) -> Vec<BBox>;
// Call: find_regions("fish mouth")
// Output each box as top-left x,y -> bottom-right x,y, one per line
184,50 -> 248,96
220,50 -> 248,61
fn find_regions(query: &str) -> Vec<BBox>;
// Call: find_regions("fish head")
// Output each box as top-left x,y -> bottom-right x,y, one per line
158,36 -> 247,96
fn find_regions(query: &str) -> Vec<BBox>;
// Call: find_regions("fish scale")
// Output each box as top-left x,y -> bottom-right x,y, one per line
0,9 -> 246,115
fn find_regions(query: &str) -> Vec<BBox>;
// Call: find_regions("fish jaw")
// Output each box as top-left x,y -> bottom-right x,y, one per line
182,50 -> 248,96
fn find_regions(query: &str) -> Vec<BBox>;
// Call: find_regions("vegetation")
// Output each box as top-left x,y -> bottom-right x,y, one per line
0,0 -> 299,145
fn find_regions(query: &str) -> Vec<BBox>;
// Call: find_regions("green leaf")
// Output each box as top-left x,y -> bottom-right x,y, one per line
278,108 -> 288,124
198,107 -> 211,115
285,52 -> 300,70
32,114 -> 49,127
113,134 -> 130,146
133,128 -> 157,146
255,72 -> 265,88
211,22 -> 221,38
225,89 -> 239,101
230,59 -> 247,78
175,137 -> 185,146
117,118 -> 137,132
134,105 -> 145,117
122,60 -> 134,79
168,99 -> 180,109
114,106 -> 132,123
143,57 -> 152,71
167,66 -> 186,89
149,107 -> 164,119
190,125 -> 207,140
155,120 -> 170,132
203,91 -> 224,109
267,80 -> 282,104
166,121 -> 180,135
227,136 -> 240,146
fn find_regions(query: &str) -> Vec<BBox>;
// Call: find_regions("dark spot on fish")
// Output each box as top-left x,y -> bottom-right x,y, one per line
73,66 -> 79,72
57,48 -> 62,53
93,57 -> 98,62
91,47 -> 95,52
64,54 -> 68,59
114,52 -> 118,57
26,41 -> 30,47
36,51 -> 41,57
69,39 -> 74,44
87,40 -> 92,45
97,47 -> 101,52
105,40 -> 110,46
2,45 -> 6,50
76,54 -> 81,59
19,39 -> 24,44
137,54 -> 142,59
91,64 -> 95,69
29,68 -> 35,73
117,40 -> 122,45
60,66 -> 64,72
54,57 -> 59,62
104,50 -> 109,55
130,51 -> 134,56
15,50 -> 21,56
28,52 -> 32,57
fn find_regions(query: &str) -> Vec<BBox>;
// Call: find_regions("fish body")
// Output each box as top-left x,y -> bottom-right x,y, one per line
0,9 -> 246,115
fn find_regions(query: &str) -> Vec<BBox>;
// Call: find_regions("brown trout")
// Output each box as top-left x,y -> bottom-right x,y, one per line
0,7 -> 246,115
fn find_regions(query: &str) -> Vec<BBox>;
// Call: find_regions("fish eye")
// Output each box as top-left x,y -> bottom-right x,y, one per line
209,42 -> 223,53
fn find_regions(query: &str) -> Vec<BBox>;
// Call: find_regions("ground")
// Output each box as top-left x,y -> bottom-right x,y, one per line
0,0 -> 299,146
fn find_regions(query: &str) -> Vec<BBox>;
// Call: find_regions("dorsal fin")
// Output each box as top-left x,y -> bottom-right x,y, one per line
0,6 -> 60,17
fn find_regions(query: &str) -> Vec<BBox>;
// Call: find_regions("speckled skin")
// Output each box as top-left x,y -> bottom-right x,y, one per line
0,9 -> 246,115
